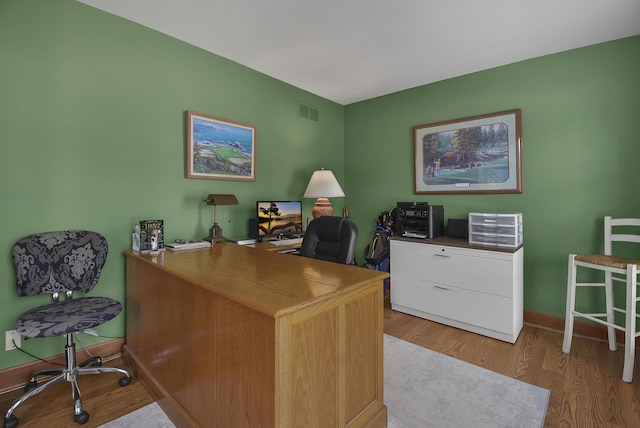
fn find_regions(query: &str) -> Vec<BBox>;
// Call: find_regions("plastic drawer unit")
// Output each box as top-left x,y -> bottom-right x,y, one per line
468,212 -> 522,248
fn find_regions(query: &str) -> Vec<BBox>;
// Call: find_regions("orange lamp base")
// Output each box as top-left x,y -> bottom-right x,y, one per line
311,197 -> 334,219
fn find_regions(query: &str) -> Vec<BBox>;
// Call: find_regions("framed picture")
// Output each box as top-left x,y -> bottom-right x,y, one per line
414,109 -> 522,194
185,111 -> 256,181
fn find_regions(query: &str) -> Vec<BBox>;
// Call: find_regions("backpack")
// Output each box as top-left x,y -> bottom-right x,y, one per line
364,226 -> 391,266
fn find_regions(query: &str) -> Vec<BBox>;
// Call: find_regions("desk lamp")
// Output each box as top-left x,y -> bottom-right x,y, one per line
204,194 -> 238,243
303,168 -> 345,219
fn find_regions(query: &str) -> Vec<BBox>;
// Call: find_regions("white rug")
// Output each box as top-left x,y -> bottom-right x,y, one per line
99,402 -> 175,428
101,334 -> 549,427
384,334 -> 549,428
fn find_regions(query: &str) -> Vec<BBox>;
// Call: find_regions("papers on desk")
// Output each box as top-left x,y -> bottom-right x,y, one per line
165,241 -> 211,251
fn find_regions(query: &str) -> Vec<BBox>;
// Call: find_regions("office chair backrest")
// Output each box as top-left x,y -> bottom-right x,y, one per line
299,216 -> 358,265
12,230 -> 108,297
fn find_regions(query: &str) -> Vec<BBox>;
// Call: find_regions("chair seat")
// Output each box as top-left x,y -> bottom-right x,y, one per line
16,297 -> 122,338
575,254 -> 640,270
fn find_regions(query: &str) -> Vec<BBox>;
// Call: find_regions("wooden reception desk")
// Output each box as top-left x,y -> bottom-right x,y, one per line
123,244 -> 388,428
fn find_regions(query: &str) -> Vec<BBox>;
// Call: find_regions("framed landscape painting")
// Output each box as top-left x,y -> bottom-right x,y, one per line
185,111 -> 256,181
414,109 -> 522,194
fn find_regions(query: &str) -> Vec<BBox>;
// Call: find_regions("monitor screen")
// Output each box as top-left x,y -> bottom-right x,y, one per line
256,201 -> 303,237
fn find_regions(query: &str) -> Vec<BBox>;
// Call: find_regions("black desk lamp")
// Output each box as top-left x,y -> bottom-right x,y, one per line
204,194 -> 238,243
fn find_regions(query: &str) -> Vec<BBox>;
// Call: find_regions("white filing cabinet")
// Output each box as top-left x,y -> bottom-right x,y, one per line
390,237 -> 523,343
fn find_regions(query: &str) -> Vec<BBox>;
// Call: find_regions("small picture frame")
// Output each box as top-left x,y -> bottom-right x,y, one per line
414,109 -> 522,194
185,111 -> 256,181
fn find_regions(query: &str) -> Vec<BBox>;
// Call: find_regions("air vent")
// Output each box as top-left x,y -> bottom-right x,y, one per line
298,102 -> 319,122
298,103 -> 309,119
309,107 -> 319,122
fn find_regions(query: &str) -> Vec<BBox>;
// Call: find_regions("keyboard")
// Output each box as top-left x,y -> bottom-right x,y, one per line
269,237 -> 304,247
165,240 -> 212,251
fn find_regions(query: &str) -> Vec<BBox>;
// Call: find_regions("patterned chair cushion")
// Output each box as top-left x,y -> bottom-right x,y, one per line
16,297 -> 122,338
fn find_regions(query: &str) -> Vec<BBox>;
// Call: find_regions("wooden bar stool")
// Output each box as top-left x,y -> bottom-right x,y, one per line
562,216 -> 640,383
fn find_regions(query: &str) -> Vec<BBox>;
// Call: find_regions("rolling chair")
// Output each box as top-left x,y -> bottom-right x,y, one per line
4,231 -> 131,428
562,216 -> 640,383
299,216 -> 358,265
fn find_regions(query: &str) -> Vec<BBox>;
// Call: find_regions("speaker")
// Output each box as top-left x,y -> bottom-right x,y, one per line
248,218 -> 262,242
447,218 -> 469,238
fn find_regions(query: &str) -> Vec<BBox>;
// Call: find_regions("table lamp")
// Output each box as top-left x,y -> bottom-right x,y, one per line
303,168 -> 345,219
204,194 -> 238,243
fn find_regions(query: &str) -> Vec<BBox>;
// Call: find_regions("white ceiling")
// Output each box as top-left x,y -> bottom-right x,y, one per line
77,0 -> 640,105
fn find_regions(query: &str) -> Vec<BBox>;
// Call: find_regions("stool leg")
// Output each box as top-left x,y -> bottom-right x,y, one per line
604,271 -> 617,351
563,254 -> 577,354
622,265 -> 637,383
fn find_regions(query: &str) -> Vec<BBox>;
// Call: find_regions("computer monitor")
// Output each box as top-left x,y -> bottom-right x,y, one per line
256,201 -> 303,238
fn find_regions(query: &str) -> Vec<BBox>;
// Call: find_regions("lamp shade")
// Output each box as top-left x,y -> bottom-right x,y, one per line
303,169 -> 345,198
204,194 -> 239,206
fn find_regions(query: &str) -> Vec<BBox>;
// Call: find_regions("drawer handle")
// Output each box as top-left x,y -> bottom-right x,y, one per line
434,285 -> 452,291
433,253 -> 451,258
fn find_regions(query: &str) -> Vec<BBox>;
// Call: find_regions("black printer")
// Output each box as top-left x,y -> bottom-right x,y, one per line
395,202 -> 444,239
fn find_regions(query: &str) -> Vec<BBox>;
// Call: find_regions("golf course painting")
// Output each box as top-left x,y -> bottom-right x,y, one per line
186,111 -> 256,181
414,109 -> 522,194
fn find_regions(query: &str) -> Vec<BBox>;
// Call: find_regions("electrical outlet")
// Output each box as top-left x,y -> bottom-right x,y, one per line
5,330 -> 21,351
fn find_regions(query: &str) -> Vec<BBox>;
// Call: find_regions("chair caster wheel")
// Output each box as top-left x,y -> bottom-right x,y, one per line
4,415 -> 19,428
119,375 -> 131,387
74,410 -> 89,425
24,381 -> 37,393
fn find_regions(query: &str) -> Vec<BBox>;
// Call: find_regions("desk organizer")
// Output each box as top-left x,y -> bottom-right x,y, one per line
468,212 -> 522,248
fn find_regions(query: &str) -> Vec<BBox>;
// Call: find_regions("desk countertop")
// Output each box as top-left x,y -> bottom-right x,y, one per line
125,243 -> 388,318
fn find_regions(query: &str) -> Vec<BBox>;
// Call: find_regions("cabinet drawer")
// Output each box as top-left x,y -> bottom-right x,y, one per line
469,231 -> 522,247
469,212 -> 521,226
391,276 -> 514,335
469,224 -> 517,235
390,241 -> 515,297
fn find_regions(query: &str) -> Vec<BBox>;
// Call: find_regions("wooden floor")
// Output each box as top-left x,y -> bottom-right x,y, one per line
2,307 -> 639,427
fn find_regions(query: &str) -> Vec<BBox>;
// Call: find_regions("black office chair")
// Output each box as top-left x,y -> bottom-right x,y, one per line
299,216 -> 358,265
4,231 -> 131,428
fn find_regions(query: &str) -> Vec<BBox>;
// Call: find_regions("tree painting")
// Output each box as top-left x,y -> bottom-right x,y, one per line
414,110 -> 522,194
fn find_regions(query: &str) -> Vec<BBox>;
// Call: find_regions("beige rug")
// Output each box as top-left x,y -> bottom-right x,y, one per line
384,334 -> 549,427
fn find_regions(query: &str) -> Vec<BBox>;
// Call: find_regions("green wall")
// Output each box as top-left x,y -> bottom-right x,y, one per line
1,0 -> 639,371
346,36 -> 640,320
0,0 -> 344,369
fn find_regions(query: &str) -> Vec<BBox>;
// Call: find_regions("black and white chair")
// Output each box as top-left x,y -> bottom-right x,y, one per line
4,231 -> 131,428
299,216 -> 358,265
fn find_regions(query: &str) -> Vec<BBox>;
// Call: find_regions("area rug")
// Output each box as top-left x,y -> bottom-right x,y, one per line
101,334 -> 550,427
99,402 -> 175,428
384,334 -> 550,428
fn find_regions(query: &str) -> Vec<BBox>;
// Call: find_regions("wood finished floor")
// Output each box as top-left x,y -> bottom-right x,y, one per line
2,306 -> 639,427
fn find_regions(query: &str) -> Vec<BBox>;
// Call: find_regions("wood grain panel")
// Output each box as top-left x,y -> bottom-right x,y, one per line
291,308 -> 339,427
345,291 -> 378,422
126,257 -> 217,425
215,295 -> 275,427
